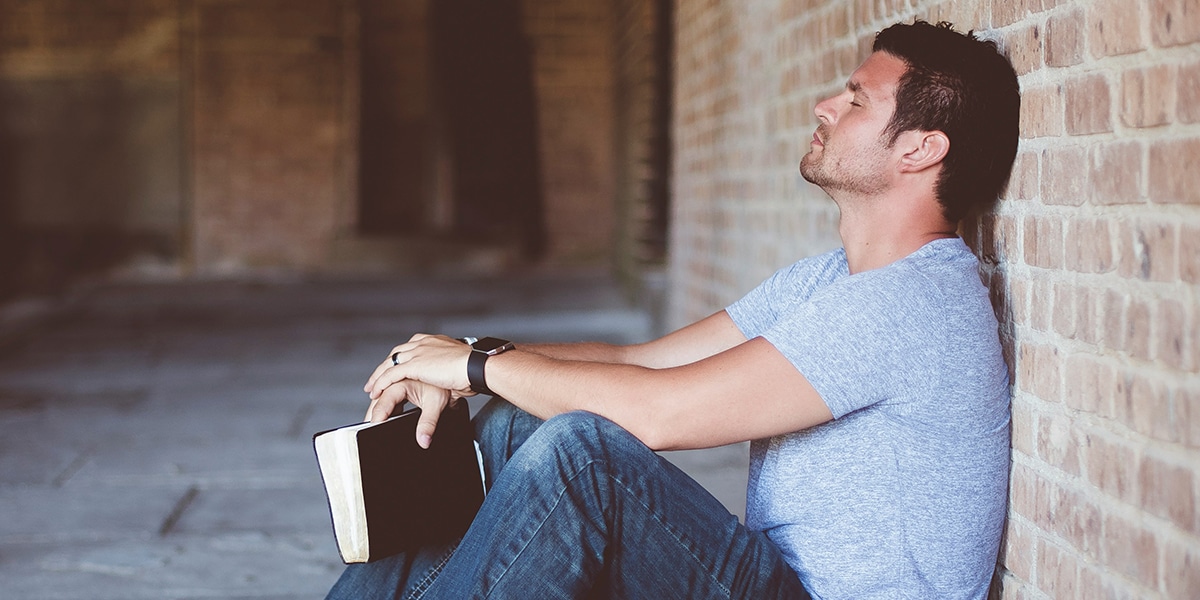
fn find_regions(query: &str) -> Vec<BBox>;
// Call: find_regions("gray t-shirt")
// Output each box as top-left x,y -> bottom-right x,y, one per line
726,238 -> 1010,600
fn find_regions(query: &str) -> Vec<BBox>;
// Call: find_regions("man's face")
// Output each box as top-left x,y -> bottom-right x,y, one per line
799,51 -> 907,196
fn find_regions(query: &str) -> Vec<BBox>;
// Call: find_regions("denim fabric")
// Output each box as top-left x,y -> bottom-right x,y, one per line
327,399 -> 810,600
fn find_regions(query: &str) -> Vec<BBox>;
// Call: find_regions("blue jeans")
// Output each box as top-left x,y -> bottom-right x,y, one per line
327,399 -> 810,600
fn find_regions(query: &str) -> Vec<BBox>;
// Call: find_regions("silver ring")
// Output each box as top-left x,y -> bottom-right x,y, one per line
391,351 -> 401,366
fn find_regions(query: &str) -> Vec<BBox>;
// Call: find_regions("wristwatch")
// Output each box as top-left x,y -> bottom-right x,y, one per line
465,336 -> 514,396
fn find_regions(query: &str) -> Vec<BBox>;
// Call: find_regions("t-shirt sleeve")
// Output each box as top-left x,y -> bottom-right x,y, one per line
726,269 -> 783,340
760,270 -> 943,419
727,249 -> 847,340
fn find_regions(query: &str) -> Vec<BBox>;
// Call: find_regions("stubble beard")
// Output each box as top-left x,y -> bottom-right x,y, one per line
799,128 -> 891,197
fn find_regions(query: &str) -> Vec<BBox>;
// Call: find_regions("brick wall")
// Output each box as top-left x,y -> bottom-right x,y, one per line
669,0 -> 1199,597
0,0 -> 183,292
187,0 -> 352,273
522,0 -> 617,264
612,0 -> 672,296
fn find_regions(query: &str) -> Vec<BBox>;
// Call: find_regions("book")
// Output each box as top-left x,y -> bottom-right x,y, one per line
313,402 -> 485,563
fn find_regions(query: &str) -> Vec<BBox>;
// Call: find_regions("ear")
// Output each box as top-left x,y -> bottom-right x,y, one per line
896,130 -> 949,173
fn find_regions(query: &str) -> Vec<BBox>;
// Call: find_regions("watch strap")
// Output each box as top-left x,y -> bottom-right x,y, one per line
467,349 -> 493,396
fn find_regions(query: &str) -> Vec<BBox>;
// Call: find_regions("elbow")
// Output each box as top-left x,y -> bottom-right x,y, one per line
623,409 -> 686,452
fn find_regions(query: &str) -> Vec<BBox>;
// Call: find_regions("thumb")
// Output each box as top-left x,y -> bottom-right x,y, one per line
415,407 -> 440,449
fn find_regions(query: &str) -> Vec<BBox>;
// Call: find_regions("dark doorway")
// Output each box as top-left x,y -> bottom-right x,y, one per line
358,0 -> 546,260
430,0 -> 545,258
356,1 -> 431,236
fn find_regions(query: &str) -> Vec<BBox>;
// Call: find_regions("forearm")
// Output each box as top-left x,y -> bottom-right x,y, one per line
519,341 -> 630,364
519,310 -> 746,369
483,349 -> 674,445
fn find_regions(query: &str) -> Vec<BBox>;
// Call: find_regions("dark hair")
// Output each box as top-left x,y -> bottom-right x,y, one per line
873,20 -> 1020,222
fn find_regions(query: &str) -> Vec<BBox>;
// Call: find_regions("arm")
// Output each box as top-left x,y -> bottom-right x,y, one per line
371,332 -> 833,451
521,310 -> 747,368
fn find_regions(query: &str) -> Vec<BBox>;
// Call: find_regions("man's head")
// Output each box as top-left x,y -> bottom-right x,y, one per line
801,21 -> 1020,223
874,20 -> 1020,221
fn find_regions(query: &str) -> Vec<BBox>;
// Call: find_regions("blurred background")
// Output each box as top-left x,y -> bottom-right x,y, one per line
2,0 -> 1198,598
0,0 -> 673,303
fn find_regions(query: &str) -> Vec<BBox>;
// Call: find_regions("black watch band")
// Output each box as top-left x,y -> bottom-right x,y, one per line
465,337 -> 514,396
467,350 -> 493,396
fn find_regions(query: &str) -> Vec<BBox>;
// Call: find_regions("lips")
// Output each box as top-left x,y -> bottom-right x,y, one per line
811,132 -> 823,147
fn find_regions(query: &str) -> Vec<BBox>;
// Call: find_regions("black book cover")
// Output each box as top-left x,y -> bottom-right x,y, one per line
314,402 -> 485,563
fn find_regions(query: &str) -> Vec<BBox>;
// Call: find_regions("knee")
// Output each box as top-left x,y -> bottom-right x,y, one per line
474,397 -> 543,447
514,411 -> 643,469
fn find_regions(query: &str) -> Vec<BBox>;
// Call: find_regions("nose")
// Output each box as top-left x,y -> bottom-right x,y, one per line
814,93 -> 836,124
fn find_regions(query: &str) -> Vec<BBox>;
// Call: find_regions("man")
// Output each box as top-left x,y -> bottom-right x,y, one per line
329,19 -> 1020,600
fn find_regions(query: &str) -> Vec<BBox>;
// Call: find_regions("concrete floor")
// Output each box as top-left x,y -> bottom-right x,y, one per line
0,272 -> 749,599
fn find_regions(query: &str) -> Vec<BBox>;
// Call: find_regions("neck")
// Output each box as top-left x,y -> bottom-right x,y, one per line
833,190 -> 958,274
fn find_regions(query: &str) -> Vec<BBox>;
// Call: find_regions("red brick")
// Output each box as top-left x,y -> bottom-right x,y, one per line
1006,24 -> 1044,77
1117,219 -> 1179,281
1052,281 -> 1076,338
1037,411 -> 1080,475
1180,60 -> 1200,123
1125,296 -> 1154,360
1123,371 -> 1178,442
1141,220 -> 1179,282
1031,467 -> 1057,532
1059,489 -> 1102,558
1157,297 -> 1191,370
1029,278 -> 1055,332
1100,288 -> 1128,356
1065,74 -> 1113,135
1149,138 -> 1200,204
1086,432 -> 1137,503
1010,276 -> 1031,328
1002,518 -> 1035,582
1024,215 -> 1065,270
1102,513 -> 1160,588
993,0 -> 1046,28
1089,0 -> 1147,57
1063,353 -> 1113,413
1121,65 -> 1174,128
1090,141 -> 1144,205
1007,151 -> 1040,201
1012,400 -> 1036,456
1046,9 -> 1085,67
1139,454 -> 1196,531
998,577 -> 1032,600
1036,540 -> 1079,598
1042,146 -> 1089,205
1151,0 -> 1200,47
1162,539 -> 1200,599
1116,220 -> 1142,279
1020,85 -> 1064,139
1077,567 -> 1106,600
1019,342 -> 1062,402
1184,387 -> 1200,449
1065,218 -> 1115,273
1010,462 -> 1039,520
1074,286 -> 1100,345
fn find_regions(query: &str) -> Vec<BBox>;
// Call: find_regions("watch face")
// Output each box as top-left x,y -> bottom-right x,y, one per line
473,336 -> 514,354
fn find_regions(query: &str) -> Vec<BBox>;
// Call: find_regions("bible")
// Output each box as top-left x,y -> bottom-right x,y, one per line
313,402 -> 485,563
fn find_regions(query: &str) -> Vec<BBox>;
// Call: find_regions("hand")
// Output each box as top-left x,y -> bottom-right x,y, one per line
364,334 -> 475,445
363,378 -> 456,449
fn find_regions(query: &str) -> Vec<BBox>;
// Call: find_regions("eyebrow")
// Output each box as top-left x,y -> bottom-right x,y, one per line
847,80 -> 870,101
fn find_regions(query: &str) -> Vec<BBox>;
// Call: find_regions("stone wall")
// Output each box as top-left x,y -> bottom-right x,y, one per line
669,0 -> 1199,597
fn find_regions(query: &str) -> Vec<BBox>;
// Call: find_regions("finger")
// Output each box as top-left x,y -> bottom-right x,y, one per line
364,358 -> 393,393
369,363 -> 414,400
364,339 -> 428,392
415,407 -> 440,449
365,382 -> 408,423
